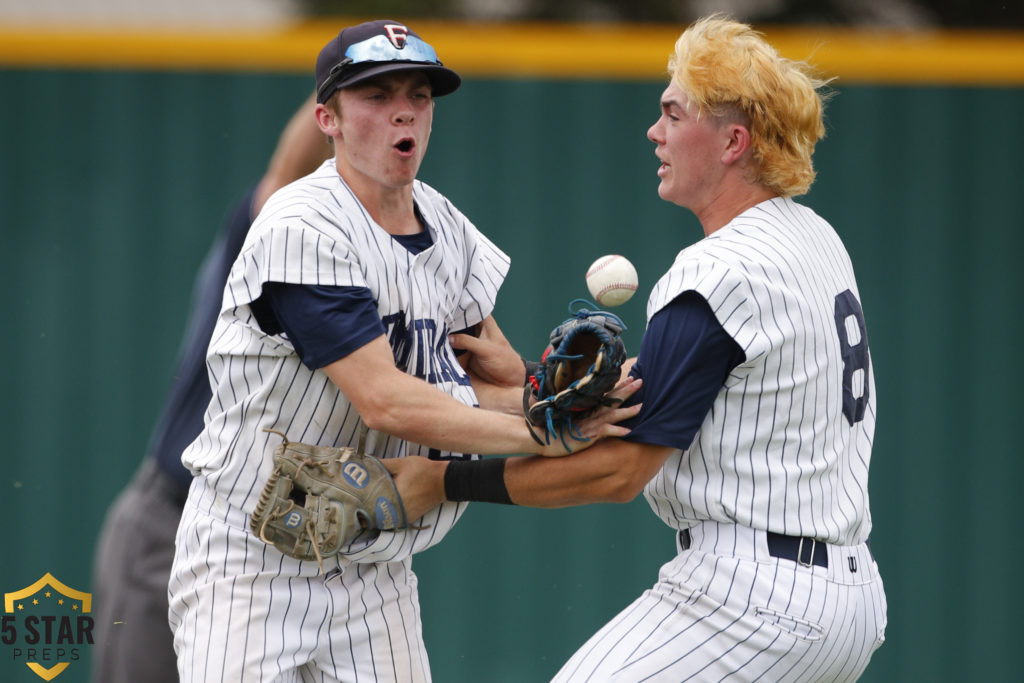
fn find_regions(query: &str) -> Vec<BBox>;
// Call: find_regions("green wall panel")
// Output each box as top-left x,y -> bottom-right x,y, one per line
0,69 -> 1021,682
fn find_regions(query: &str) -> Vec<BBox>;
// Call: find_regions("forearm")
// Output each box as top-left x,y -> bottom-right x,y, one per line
354,368 -> 538,455
383,432 -> 666,520
324,337 -> 539,455
441,440 -> 673,509
503,440 -> 671,507
326,336 -> 640,461
468,378 -> 523,415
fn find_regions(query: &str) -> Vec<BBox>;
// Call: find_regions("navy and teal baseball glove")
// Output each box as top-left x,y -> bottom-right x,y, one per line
524,300 -> 628,449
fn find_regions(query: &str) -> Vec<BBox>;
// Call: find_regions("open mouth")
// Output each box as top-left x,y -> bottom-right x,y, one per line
395,138 -> 415,153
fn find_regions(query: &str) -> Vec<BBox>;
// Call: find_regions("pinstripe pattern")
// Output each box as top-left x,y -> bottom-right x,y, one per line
170,495 -> 431,682
553,522 -> 886,682
554,197 -> 885,681
168,159 -> 510,681
644,197 -> 875,546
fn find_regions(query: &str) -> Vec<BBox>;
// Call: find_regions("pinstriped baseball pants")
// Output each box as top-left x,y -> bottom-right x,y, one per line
552,522 -> 887,682
169,495 -> 431,683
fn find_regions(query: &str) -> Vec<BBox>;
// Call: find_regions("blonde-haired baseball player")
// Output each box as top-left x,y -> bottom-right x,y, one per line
388,14 -> 887,681
167,19 -> 639,683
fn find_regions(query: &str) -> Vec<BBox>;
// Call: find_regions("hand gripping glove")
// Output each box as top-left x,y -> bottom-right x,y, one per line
250,429 -> 410,570
524,300 -> 628,448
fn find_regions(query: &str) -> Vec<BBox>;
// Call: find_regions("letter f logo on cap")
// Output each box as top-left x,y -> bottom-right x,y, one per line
384,24 -> 409,49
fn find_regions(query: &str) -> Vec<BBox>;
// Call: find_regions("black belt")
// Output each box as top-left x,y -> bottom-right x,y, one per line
678,529 -> 829,569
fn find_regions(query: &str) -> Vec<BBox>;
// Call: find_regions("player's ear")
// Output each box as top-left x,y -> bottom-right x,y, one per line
315,102 -> 341,137
721,123 -> 752,165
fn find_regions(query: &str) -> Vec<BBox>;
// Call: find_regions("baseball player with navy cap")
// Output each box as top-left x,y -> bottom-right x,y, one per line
167,19 -> 638,683
386,14 -> 887,681
314,20 -> 461,102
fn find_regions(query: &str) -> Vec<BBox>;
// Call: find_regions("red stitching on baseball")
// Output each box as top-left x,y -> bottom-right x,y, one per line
597,283 -> 638,298
586,255 -> 624,278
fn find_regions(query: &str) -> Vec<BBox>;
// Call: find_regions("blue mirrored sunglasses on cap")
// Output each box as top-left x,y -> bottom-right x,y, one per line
317,35 -> 442,101
346,34 -> 440,65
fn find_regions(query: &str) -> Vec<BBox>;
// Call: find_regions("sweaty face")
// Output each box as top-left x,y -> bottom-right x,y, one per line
333,71 -> 434,192
646,81 -> 729,211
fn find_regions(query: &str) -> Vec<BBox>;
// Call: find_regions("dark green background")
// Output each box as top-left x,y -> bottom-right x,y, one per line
0,69 -> 1021,681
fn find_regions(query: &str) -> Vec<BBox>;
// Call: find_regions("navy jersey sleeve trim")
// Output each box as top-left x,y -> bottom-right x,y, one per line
621,290 -> 745,450
255,283 -> 386,370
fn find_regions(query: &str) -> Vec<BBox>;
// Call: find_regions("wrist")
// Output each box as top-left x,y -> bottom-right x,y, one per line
443,458 -> 515,504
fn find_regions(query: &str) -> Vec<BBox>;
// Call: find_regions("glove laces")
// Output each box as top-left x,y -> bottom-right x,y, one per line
563,298 -> 626,330
526,299 -> 628,450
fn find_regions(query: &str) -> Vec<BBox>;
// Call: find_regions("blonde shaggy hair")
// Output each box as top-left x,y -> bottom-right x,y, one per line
668,15 -> 832,197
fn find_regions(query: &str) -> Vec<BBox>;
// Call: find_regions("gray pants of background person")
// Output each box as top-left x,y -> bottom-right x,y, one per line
91,459 -> 186,683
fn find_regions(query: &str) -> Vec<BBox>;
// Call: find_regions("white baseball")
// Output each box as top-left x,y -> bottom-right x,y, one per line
586,254 -> 638,307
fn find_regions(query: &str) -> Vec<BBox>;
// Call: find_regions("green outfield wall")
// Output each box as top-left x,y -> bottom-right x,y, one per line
1,23 -> 1022,683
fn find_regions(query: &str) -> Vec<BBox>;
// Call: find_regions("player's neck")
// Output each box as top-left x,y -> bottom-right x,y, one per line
698,184 -> 777,236
372,194 -> 422,235
344,175 -> 422,235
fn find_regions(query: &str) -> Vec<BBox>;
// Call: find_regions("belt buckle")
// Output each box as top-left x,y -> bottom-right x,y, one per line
797,537 -> 817,568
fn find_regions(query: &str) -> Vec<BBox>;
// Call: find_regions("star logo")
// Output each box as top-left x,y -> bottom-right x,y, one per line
3,573 -> 94,681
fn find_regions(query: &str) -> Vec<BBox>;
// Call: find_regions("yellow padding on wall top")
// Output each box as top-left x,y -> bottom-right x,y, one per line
0,19 -> 1022,85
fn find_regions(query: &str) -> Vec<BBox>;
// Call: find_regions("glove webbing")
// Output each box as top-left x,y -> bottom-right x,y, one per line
524,350 -> 604,449
258,427 -> 369,571
257,491 -> 328,571
525,301 -> 627,450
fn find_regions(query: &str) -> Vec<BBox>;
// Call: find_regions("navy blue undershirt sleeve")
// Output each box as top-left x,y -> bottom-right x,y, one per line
249,227 -> 435,369
620,290 -> 746,450
251,284 -> 386,370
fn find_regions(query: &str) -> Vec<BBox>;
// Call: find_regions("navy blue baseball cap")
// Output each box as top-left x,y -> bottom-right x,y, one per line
315,20 -> 461,103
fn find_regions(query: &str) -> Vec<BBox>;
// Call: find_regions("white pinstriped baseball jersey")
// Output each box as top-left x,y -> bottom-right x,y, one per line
644,196 -> 875,545
169,159 -> 509,682
182,158 -> 508,561
552,197 -> 885,682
